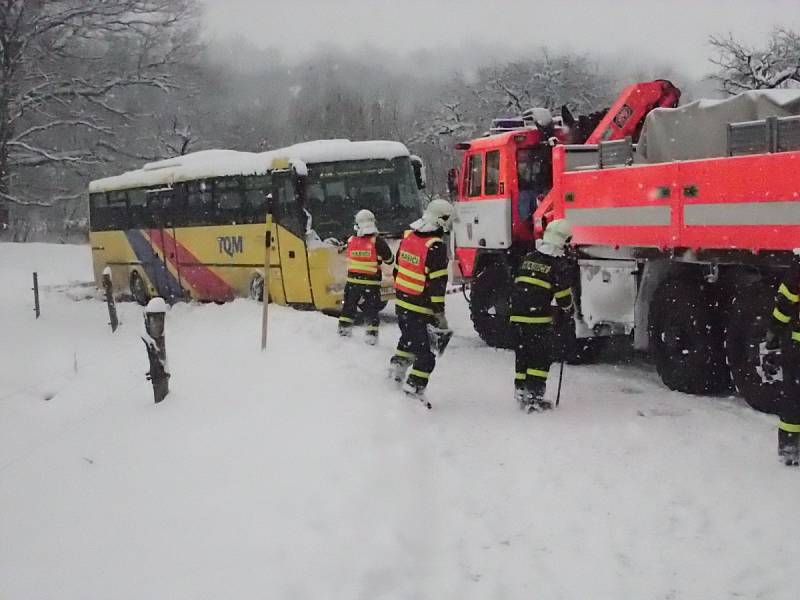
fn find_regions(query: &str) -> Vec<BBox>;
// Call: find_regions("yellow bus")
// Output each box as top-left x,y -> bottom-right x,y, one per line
88,140 -> 425,310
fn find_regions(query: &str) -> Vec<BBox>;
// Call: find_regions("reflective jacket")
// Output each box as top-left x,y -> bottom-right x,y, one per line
510,249 -> 574,326
345,234 -> 394,285
394,230 -> 448,315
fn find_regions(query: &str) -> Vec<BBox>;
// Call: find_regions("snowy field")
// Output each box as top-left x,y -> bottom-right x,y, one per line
1,242 -> 799,599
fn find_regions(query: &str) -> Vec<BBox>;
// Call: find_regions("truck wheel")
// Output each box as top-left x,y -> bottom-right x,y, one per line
470,259 -> 513,348
725,282 -> 782,414
130,271 -> 150,306
649,277 -> 731,395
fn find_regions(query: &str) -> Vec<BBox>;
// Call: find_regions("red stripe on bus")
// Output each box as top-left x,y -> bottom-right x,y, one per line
146,229 -> 236,301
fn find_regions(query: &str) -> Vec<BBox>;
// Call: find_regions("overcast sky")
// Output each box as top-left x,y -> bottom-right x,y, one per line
202,0 -> 800,78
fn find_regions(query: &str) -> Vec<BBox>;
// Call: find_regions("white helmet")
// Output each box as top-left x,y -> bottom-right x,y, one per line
354,209 -> 378,235
411,199 -> 454,233
542,219 -> 572,248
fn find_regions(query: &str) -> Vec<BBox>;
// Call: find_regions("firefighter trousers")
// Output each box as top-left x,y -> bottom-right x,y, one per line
513,323 -> 553,398
339,282 -> 381,335
779,355 -> 800,457
392,308 -> 435,389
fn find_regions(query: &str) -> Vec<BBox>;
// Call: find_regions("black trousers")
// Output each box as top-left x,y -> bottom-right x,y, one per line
339,282 -> 381,331
392,308 -> 435,389
513,323 -> 553,397
779,351 -> 800,451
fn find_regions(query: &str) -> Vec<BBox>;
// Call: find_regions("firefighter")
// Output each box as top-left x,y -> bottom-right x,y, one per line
763,249 -> 800,466
510,219 -> 574,411
389,199 -> 453,402
338,209 -> 394,344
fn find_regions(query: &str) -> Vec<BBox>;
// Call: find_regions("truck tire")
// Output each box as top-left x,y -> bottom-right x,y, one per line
470,259 -> 514,348
725,282 -> 782,414
649,277 -> 731,395
130,271 -> 150,306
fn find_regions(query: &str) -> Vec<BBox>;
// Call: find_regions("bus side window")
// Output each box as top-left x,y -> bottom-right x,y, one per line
187,181 -> 214,226
467,153 -> 483,197
274,174 -> 305,237
213,177 -> 244,225
243,176 -> 269,223
106,191 -> 129,230
128,188 -> 148,229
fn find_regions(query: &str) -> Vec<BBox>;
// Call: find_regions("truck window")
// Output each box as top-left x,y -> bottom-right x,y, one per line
484,150 -> 500,195
516,147 -> 551,219
467,153 -> 483,197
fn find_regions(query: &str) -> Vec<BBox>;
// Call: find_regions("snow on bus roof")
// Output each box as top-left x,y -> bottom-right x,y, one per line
89,140 -> 411,193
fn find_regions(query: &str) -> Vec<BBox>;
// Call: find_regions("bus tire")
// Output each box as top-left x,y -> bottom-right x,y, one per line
725,281 -> 782,414
249,274 -> 264,302
130,271 -> 150,306
470,258 -> 514,348
649,277 -> 731,395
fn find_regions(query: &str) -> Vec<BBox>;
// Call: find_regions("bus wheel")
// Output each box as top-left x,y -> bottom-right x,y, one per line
249,274 -> 264,302
130,271 -> 150,306
725,281 -> 782,414
470,259 -> 513,348
649,277 -> 731,395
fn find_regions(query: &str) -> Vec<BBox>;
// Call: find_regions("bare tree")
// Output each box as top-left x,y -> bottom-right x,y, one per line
709,28 -> 800,94
0,0 -> 199,207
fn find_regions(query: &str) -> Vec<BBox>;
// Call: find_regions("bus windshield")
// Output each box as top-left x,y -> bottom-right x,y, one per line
304,157 -> 421,240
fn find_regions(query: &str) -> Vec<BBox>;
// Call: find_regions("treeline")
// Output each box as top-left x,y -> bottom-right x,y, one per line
2,1 -> 797,241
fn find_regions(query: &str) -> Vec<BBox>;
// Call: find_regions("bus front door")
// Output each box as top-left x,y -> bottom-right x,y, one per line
274,176 -> 314,306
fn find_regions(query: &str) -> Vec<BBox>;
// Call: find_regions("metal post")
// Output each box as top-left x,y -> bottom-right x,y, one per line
261,193 -> 273,351
32,272 -> 40,318
142,297 -> 169,403
555,360 -> 565,407
102,267 -> 119,332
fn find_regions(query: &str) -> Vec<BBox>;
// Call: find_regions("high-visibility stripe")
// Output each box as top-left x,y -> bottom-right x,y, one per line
347,277 -> 381,286
515,372 -> 527,380
773,307 -> 792,323
779,421 -> 800,433
366,325 -> 379,331
425,238 -> 442,247
526,368 -> 549,379
397,265 -> 426,282
510,315 -> 553,324
779,283 -> 800,303
395,277 -> 425,293
514,276 -> 552,289
431,296 -> 445,303
554,288 -> 572,299
395,349 -> 415,359
395,299 -> 434,315
792,331 -> 800,342
339,316 -> 354,323
428,269 -> 448,279
409,368 -> 430,380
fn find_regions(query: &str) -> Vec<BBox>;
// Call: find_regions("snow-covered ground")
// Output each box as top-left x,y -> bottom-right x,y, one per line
1,242 -> 798,599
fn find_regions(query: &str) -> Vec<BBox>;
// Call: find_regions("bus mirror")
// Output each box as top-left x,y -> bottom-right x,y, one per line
447,168 -> 459,199
410,155 -> 426,190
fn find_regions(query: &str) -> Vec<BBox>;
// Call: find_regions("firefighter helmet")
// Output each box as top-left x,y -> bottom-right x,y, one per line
412,199 -> 454,233
542,219 -> 573,248
354,209 -> 378,235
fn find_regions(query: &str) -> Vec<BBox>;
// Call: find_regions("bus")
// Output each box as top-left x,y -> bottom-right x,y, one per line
88,140 -> 425,310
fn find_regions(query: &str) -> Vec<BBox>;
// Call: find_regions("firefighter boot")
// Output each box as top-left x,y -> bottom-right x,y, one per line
388,355 -> 411,385
402,380 -> 432,409
779,429 -> 799,467
365,326 -> 379,346
514,388 -> 527,408
338,321 -> 353,337
523,382 -> 552,413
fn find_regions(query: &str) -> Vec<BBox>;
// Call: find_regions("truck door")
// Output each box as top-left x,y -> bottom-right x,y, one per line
273,173 -> 313,305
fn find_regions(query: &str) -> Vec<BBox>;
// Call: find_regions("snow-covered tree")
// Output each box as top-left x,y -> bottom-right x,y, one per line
0,0 -> 199,208
709,28 -> 800,94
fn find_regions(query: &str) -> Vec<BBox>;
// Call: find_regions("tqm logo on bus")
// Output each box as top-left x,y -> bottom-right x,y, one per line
217,235 -> 244,257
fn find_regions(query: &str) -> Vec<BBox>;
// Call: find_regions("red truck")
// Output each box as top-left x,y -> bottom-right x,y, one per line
451,81 -> 800,413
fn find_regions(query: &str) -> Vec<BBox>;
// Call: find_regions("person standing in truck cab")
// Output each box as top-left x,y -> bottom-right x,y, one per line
510,219 -> 574,412
338,209 -> 394,345
389,199 -> 453,405
763,249 -> 800,466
